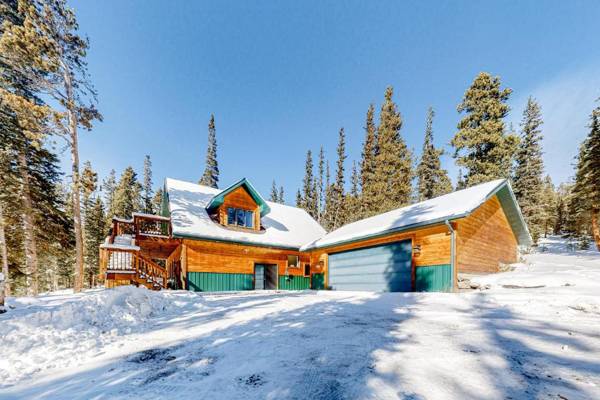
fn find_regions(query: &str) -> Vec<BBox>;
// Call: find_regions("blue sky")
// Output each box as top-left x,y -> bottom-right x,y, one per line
68,0 -> 600,203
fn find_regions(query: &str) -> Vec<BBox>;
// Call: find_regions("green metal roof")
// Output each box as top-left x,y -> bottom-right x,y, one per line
205,178 -> 271,217
489,181 -> 532,247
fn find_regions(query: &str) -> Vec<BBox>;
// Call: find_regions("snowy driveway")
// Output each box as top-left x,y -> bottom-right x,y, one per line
1,238 -> 599,399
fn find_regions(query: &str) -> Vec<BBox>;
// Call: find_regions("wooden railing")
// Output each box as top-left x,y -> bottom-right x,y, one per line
109,214 -> 171,244
99,247 -> 168,290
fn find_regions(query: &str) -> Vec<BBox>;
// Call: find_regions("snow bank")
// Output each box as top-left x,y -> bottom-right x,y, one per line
0,286 -> 182,386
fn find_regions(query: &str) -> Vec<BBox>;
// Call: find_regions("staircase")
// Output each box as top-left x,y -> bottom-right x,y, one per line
100,234 -> 168,290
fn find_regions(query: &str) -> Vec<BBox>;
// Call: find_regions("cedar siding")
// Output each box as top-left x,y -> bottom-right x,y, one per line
456,195 -> 518,273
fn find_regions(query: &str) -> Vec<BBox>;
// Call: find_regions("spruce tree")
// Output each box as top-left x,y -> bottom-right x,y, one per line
103,169 -> 117,222
582,104 -> 600,249
344,161 -> 361,223
512,97 -> 545,243
372,87 -> 413,213
199,114 -> 219,188
301,150 -> 317,218
322,162 -> 334,231
278,186 -> 284,205
416,107 -> 452,201
152,188 -> 164,216
316,146 -> 325,223
540,175 -> 556,239
566,144 -> 589,241
84,197 -> 105,287
142,155 -> 154,214
113,167 -> 142,218
295,190 -> 302,208
330,128 -> 347,229
0,0 -> 102,293
452,72 -> 518,186
456,169 -> 467,190
270,180 -> 279,202
360,104 -> 378,216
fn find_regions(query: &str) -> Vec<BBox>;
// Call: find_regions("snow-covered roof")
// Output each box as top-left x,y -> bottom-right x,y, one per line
301,179 -> 532,250
165,178 -> 326,249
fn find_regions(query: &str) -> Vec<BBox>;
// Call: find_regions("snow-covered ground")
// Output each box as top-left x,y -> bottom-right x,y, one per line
1,236 -> 599,399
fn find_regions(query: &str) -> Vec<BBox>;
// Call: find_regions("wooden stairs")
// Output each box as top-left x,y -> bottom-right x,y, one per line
100,234 -> 168,290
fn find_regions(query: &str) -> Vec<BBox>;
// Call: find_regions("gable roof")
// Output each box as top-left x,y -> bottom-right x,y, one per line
205,178 -> 271,217
301,179 -> 532,251
164,178 -> 326,250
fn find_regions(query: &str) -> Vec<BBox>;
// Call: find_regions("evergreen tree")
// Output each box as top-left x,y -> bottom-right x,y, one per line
103,169 -> 117,222
142,155 -> 154,214
512,98 -> 545,243
344,161 -> 361,223
113,167 -> 142,218
270,180 -> 279,202
416,107 -> 452,201
152,188 -> 164,216
540,175 -> 556,239
199,114 -> 219,188
554,194 -> 566,235
581,104 -> 600,249
329,128 -> 347,229
565,144 -> 589,240
452,72 -> 518,186
316,146 -> 325,223
278,186 -> 285,205
360,104 -> 378,216
295,189 -> 302,208
372,87 -> 413,213
84,197 -> 104,287
0,0 -> 102,293
456,169 -> 467,190
322,162 -> 334,231
300,150 -> 317,218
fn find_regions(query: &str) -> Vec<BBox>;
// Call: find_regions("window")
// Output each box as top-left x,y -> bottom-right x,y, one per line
303,264 -> 310,277
287,255 -> 299,268
226,207 -> 254,228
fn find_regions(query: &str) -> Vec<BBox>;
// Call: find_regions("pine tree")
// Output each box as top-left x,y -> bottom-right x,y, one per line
329,128 -> 347,229
344,161 -> 361,223
278,186 -> 285,205
360,104 -> 378,216
300,150 -> 317,218
295,190 -> 302,208
512,98 -> 545,243
540,175 -> 556,239
152,188 -> 164,216
270,180 -> 279,203
0,0 -> 102,293
416,107 -> 452,201
582,104 -> 600,249
199,114 -> 219,188
142,155 -> 154,214
456,169 -> 467,190
316,146 -> 325,223
84,197 -> 105,287
322,162 -> 334,231
452,72 -> 518,186
113,167 -> 142,218
565,144 -> 589,240
372,87 -> 413,213
554,193 -> 566,235
103,169 -> 117,222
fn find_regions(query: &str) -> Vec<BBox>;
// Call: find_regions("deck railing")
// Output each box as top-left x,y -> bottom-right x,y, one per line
99,247 -> 168,289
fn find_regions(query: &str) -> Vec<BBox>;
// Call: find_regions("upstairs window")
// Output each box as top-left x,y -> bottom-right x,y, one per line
227,207 -> 254,228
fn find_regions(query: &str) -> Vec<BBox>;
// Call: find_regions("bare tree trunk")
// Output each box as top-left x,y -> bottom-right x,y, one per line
592,206 -> 600,252
0,201 -> 9,311
18,153 -> 38,296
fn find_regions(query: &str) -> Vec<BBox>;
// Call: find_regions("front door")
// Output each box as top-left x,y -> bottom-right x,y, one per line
254,265 -> 265,290
254,264 -> 278,290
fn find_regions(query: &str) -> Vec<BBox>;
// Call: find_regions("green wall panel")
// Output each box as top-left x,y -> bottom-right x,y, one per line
187,272 -> 254,292
415,264 -> 452,292
311,273 -> 325,290
278,275 -> 310,290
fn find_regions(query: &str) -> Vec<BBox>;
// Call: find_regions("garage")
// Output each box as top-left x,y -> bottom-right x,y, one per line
328,240 -> 413,292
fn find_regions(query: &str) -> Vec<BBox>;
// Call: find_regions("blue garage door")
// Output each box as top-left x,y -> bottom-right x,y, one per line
328,240 -> 413,292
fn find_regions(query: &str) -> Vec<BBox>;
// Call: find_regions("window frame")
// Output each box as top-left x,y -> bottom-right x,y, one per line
226,207 -> 254,229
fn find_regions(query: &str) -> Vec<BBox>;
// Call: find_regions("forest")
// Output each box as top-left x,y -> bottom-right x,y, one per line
0,0 -> 599,306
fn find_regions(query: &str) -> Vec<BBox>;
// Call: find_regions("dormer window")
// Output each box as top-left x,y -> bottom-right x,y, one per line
227,207 -> 254,228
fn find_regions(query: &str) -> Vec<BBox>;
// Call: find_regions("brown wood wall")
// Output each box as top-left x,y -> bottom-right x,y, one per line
217,187 -> 261,230
183,239 -> 323,277
456,195 -> 518,273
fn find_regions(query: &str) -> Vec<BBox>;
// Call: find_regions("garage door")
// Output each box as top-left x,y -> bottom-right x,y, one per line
328,240 -> 413,292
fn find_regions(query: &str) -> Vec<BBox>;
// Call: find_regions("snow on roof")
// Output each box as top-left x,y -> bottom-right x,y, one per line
301,179 -> 530,250
165,178 -> 326,249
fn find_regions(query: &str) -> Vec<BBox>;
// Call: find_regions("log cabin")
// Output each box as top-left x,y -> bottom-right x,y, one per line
99,177 -> 531,292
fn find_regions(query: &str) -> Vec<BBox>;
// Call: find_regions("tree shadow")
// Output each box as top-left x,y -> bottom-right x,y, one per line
0,291 -> 421,399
